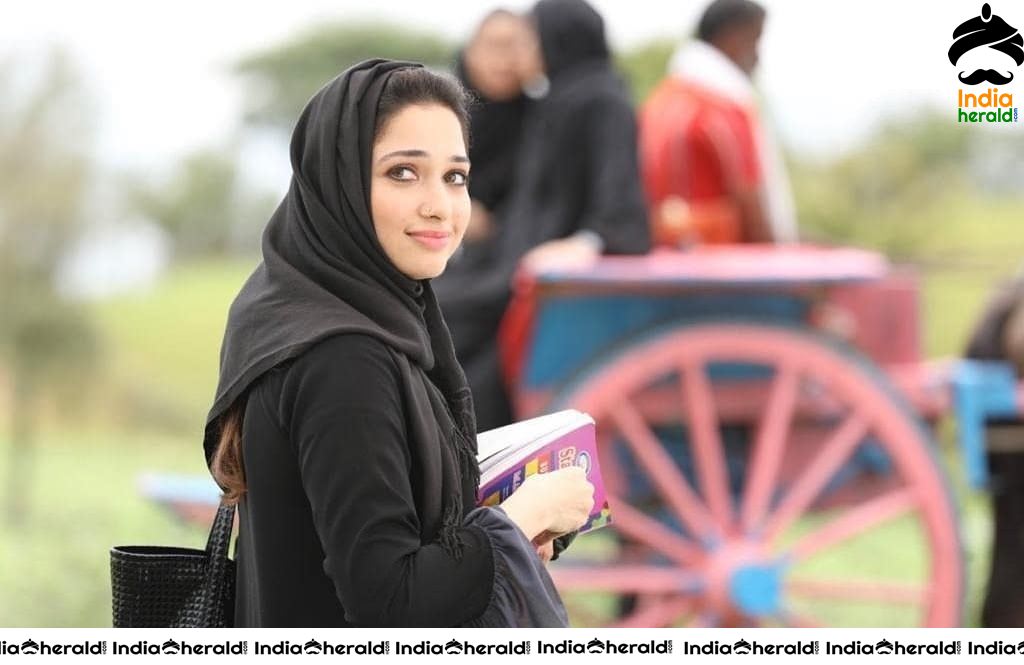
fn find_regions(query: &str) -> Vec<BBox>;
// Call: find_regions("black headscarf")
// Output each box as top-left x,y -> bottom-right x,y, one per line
532,0 -> 610,82
204,58 -> 479,556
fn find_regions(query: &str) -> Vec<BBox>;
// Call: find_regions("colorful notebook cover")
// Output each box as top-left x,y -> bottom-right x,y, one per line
476,410 -> 612,534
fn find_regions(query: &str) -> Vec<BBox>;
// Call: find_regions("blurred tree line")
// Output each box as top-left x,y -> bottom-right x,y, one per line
793,115 -> 973,259
0,51 -> 100,524
125,148 -> 278,260
236,23 -> 456,129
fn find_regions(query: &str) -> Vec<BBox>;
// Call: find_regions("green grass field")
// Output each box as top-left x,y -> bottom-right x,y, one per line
0,203 -> 1021,626
0,258 -> 255,627
0,429 -> 210,627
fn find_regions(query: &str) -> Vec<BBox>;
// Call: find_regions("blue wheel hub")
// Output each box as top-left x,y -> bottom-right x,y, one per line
729,562 -> 784,617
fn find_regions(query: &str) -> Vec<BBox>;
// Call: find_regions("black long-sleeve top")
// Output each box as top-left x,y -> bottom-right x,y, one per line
233,334 -> 495,627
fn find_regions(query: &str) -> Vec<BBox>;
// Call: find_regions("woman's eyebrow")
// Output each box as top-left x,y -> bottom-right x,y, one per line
376,149 -> 470,164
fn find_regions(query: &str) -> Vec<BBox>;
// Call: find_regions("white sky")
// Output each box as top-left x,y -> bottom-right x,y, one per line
0,1 -> 1013,178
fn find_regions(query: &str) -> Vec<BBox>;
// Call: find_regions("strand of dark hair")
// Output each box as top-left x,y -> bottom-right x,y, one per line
373,67 -> 474,148
211,399 -> 247,505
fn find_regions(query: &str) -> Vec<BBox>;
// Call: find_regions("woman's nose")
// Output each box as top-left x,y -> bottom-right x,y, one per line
418,185 -> 452,221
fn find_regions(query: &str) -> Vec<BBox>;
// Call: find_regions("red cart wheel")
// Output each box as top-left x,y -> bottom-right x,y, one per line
547,321 -> 962,627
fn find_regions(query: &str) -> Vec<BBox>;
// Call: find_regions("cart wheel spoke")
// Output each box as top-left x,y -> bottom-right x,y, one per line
609,399 -> 717,541
595,427 -> 628,496
611,596 -> 696,628
741,363 -> 800,533
762,413 -> 869,542
787,577 -> 927,606
679,359 -> 734,531
552,565 -> 702,595
788,487 -> 918,562
607,494 -> 704,565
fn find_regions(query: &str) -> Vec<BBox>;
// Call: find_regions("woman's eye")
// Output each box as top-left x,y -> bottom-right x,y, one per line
388,166 -> 416,181
446,170 -> 468,186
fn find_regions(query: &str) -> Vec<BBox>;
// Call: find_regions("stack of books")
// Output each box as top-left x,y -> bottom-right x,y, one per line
476,409 -> 612,534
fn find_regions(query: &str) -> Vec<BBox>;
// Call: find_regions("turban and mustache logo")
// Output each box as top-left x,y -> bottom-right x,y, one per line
949,3 -> 1024,84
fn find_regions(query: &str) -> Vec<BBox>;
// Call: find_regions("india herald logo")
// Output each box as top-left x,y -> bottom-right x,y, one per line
949,3 -> 1024,85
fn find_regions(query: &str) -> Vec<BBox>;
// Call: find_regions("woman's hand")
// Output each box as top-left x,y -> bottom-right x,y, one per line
521,236 -> 601,273
499,466 -> 595,540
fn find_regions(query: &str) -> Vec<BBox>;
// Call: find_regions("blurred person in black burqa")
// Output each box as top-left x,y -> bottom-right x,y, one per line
437,0 -> 651,431
454,9 -> 532,254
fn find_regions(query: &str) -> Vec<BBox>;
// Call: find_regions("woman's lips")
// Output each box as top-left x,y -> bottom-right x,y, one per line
407,230 -> 450,251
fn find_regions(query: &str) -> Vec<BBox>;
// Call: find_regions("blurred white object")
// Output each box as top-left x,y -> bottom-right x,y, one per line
57,218 -> 170,301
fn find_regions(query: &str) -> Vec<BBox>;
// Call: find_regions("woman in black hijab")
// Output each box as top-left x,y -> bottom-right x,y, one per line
455,9 -> 531,237
497,0 -> 651,262
203,60 -> 593,627
436,0 -> 651,431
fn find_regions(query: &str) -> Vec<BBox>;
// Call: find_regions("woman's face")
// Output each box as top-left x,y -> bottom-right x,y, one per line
465,13 -> 533,101
370,103 -> 471,280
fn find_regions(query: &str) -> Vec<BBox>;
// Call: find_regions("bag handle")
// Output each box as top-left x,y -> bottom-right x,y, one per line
200,501 -> 236,616
204,501 -> 236,558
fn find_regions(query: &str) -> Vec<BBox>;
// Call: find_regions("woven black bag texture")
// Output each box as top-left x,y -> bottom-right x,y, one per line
110,502 -> 236,627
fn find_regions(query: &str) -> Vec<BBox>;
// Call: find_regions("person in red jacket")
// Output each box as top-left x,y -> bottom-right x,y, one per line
640,0 -> 796,246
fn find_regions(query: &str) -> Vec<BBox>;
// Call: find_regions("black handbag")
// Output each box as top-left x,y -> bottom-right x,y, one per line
110,501 -> 236,627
